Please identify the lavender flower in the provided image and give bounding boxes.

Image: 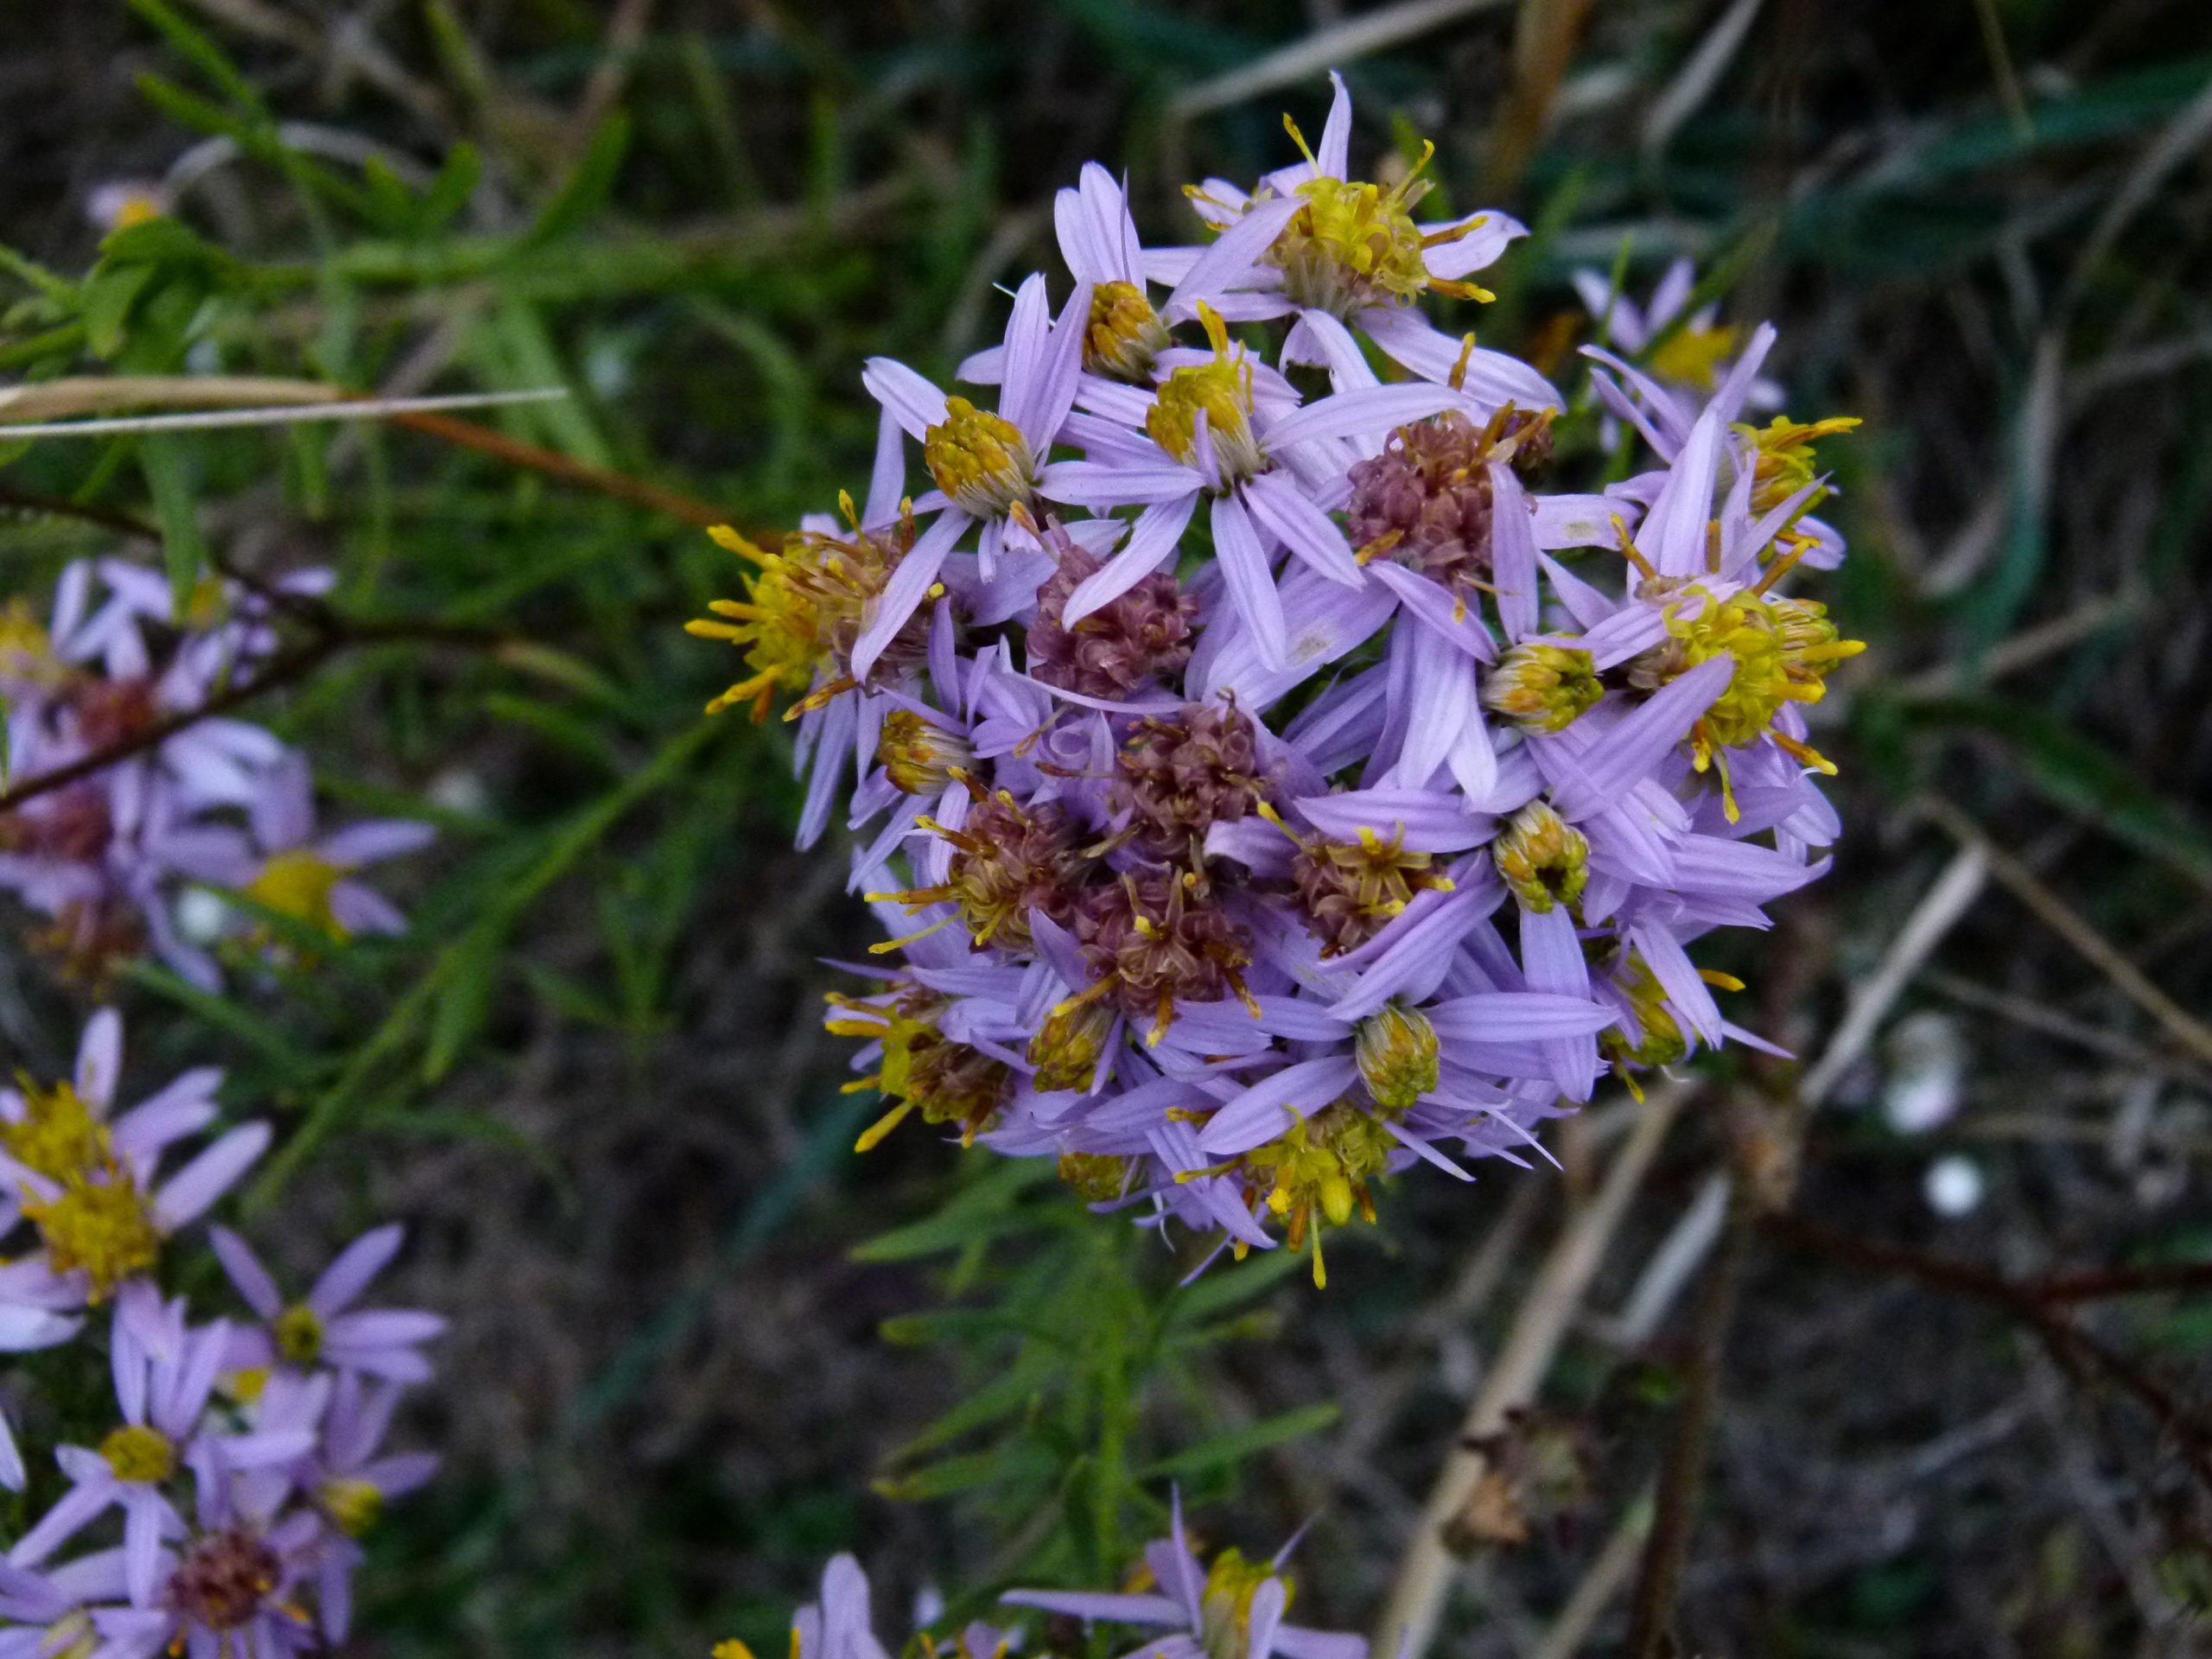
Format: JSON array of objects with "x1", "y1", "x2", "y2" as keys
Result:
[
  {"x1": 0, "y1": 558, "x2": 430, "y2": 987},
  {"x1": 0, "y1": 1009, "x2": 266, "y2": 1305},
  {"x1": 1006, "y1": 1502, "x2": 1363, "y2": 1659},
  {"x1": 10, "y1": 1286, "x2": 311, "y2": 1605},
  {"x1": 686, "y1": 72, "x2": 1864, "y2": 1279},
  {"x1": 211, "y1": 1223, "x2": 443, "y2": 1384}
]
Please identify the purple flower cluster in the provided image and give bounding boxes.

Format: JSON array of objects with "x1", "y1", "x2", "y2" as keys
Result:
[
  {"x1": 727, "y1": 1507, "x2": 1361, "y2": 1659},
  {"x1": 0, "y1": 1010, "x2": 440, "y2": 1655},
  {"x1": 689, "y1": 73, "x2": 1862, "y2": 1281},
  {"x1": 0, "y1": 557, "x2": 432, "y2": 991}
]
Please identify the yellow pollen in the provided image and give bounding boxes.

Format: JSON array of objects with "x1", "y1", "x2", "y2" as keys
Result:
[
  {"x1": 320, "y1": 1477, "x2": 384, "y2": 1538},
  {"x1": 275, "y1": 1302, "x2": 324, "y2": 1364},
  {"x1": 3, "y1": 1077, "x2": 113, "y2": 1184},
  {"x1": 244, "y1": 849, "x2": 346, "y2": 940},
  {"x1": 713, "y1": 1643, "x2": 760, "y2": 1659},
  {"x1": 923, "y1": 398, "x2": 1035, "y2": 518},
  {"x1": 27, "y1": 1172, "x2": 161, "y2": 1300},
  {"x1": 100, "y1": 1424, "x2": 176, "y2": 1484}
]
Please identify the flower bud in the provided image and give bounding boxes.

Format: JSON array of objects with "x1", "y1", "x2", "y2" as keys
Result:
[
  {"x1": 1027, "y1": 995, "x2": 1117, "y2": 1094},
  {"x1": 1494, "y1": 801, "x2": 1589, "y2": 914},
  {"x1": 876, "y1": 709, "x2": 974, "y2": 795},
  {"x1": 1356, "y1": 1004, "x2": 1440, "y2": 1115},
  {"x1": 1483, "y1": 644, "x2": 1603, "y2": 733}
]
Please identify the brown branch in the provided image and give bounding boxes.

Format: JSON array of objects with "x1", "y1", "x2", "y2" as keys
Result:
[
  {"x1": 0, "y1": 485, "x2": 160, "y2": 542},
  {"x1": 1766, "y1": 1212, "x2": 2212, "y2": 1491},
  {"x1": 1623, "y1": 1179, "x2": 1755, "y2": 1658},
  {"x1": 2031, "y1": 1261, "x2": 2212, "y2": 1304},
  {"x1": 381, "y1": 409, "x2": 734, "y2": 529},
  {"x1": 0, "y1": 617, "x2": 499, "y2": 816}
]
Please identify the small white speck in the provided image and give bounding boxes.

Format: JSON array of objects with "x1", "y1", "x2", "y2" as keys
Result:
[{"x1": 1924, "y1": 1154, "x2": 1984, "y2": 1217}]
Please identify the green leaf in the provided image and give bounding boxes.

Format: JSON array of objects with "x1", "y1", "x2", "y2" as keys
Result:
[
  {"x1": 137, "y1": 435, "x2": 206, "y2": 608},
  {"x1": 522, "y1": 117, "x2": 632, "y2": 250},
  {"x1": 852, "y1": 1207, "x2": 1057, "y2": 1265},
  {"x1": 1134, "y1": 1402, "x2": 1342, "y2": 1481},
  {"x1": 81, "y1": 264, "x2": 155, "y2": 358},
  {"x1": 419, "y1": 143, "x2": 482, "y2": 235},
  {"x1": 1165, "y1": 1246, "x2": 1305, "y2": 1325},
  {"x1": 122, "y1": 961, "x2": 320, "y2": 1077},
  {"x1": 871, "y1": 1442, "x2": 1057, "y2": 1503},
  {"x1": 125, "y1": 0, "x2": 267, "y2": 113},
  {"x1": 423, "y1": 915, "x2": 510, "y2": 1082},
  {"x1": 1911, "y1": 696, "x2": 2212, "y2": 895}
]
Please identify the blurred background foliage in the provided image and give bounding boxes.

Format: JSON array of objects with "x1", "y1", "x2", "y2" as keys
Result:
[{"x1": 2, "y1": 0, "x2": 2210, "y2": 1654}]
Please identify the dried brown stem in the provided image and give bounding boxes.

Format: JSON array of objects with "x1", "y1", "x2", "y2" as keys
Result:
[
  {"x1": 1622, "y1": 1179, "x2": 1755, "y2": 1657},
  {"x1": 1766, "y1": 1213, "x2": 2212, "y2": 1491}
]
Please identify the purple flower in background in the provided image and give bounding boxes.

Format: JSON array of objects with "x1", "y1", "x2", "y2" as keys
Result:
[
  {"x1": 0, "y1": 1551, "x2": 127, "y2": 1659},
  {"x1": 1006, "y1": 1500, "x2": 1363, "y2": 1659},
  {"x1": 211, "y1": 1223, "x2": 442, "y2": 1384},
  {"x1": 171, "y1": 753, "x2": 433, "y2": 949},
  {"x1": 9, "y1": 1286, "x2": 311, "y2": 1606},
  {"x1": 0, "y1": 1008, "x2": 266, "y2": 1306},
  {"x1": 87, "y1": 1471, "x2": 325, "y2": 1658}
]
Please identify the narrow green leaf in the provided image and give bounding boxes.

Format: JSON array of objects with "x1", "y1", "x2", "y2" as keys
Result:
[
  {"x1": 137, "y1": 434, "x2": 206, "y2": 609},
  {"x1": 1135, "y1": 1402, "x2": 1342, "y2": 1481},
  {"x1": 423, "y1": 916, "x2": 509, "y2": 1082},
  {"x1": 522, "y1": 117, "x2": 632, "y2": 249}
]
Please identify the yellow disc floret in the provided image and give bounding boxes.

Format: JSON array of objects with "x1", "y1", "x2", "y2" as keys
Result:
[
  {"x1": 1239, "y1": 1102, "x2": 1395, "y2": 1286},
  {"x1": 275, "y1": 1302, "x2": 324, "y2": 1365},
  {"x1": 1084, "y1": 281, "x2": 1171, "y2": 382},
  {"x1": 830, "y1": 986, "x2": 1014, "y2": 1152},
  {"x1": 876, "y1": 709, "x2": 975, "y2": 797},
  {"x1": 27, "y1": 1170, "x2": 162, "y2": 1300},
  {"x1": 1646, "y1": 322, "x2": 1738, "y2": 391},
  {"x1": 688, "y1": 509, "x2": 932, "y2": 721},
  {"x1": 1483, "y1": 643, "x2": 1603, "y2": 733},
  {"x1": 1243, "y1": 117, "x2": 1502, "y2": 317},
  {"x1": 1058, "y1": 1151, "x2": 1131, "y2": 1203},
  {"x1": 100, "y1": 1424, "x2": 177, "y2": 1484},
  {"x1": 3, "y1": 1077, "x2": 113, "y2": 1184},
  {"x1": 321, "y1": 1478, "x2": 384, "y2": 1538},
  {"x1": 1630, "y1": 582, "x2": 1863, "y2": 809},
  {"x1": 244, "y1": 849, "x2": 346, "y2": 940},
  {"x1": 1736, "y1": 414, "x2": 1861, "y2": 539},
  {"x1": 1198, "y1": 1549, "x2": 1293, "y2": 1659},
  {"x1": 1147, "y1": 306, "x2": 1264, "y2": 484},
  {"x1": 924, "y1": 398, "x2": 1036, "y2": 520}
]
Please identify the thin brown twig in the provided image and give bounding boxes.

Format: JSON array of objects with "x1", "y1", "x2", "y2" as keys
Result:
[
  {"x1": 1922, "y1": 795, "x2": 2212, "y2": 1071},
  {"x1": 0, "y1": 486, "x2": 160, "y2": 543},
  {"x1": 0, "y1": 617, "x2": 500, "y2": 816},
  {"x1": 2030, "y1": 1261, "x2": 2212, "y2": 1305},
  {"x1": 1375, "y1": 1083, "x2": 1693, "y2": 1659},
  {"x1": 1623, "y1": 1179, "x2": 1754, "y2": 1658},
  {"x1": 380, "y1": 408, "x2": 734, "y2": 529},
  {"x1": 1766, "y1": 1212, "x2": 2212, "y2": 1491}
]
